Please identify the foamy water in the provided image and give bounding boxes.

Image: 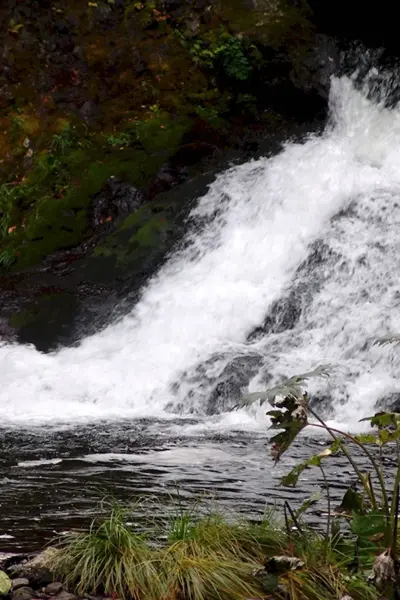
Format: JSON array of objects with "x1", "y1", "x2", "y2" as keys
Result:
[{"x1": 1, "y1": 75, "x2": 400, "y2": 430}]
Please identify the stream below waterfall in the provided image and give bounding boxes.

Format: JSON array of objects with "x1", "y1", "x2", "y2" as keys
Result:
[{"x1": 2, "y1": 70, "x2": 400, "y2": 550}]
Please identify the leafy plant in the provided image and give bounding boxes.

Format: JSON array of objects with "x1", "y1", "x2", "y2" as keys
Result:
[
  {"x1": 106, "y1": 131, "x2": 133, "y2": 148},
  {"x1": 0, "y1": 248, "x2": 16, "y2": 269},
  {"x1": 181, "y1": 28, "x2": 253, "y2": 82},
  {"x1": 239, "y1": 344, "x2": 400, "y2": 598},
  {"x1": 52, "y1": 127, "x2": 76, "y2": 155}
]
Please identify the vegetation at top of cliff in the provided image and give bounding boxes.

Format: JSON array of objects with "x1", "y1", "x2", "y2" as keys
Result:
[{"x1": 0, "y1": 0, "x2": 315, "y2": 271}]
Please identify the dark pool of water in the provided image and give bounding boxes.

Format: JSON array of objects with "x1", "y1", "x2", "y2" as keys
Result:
[{"x1": 0, "y1": 419, "x2": 391, "y2": 552}]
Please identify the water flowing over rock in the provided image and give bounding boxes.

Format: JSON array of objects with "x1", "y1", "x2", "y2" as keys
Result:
[{"x1": 1, "y1": 71, "x2": 400, "y2": 426}]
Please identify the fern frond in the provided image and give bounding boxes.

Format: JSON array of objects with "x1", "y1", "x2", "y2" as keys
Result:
[
  {"x1": 239, "y1": 364, "x2": 334, "y2": 408},
  {"x1": 374, "y1": 335, "x2": 400, "y2": 347}
]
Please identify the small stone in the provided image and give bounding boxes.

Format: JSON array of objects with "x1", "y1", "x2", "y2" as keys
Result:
[
  {"x1": 23, "y1": 138, "x2": 30, "y2": 149},
  {"x1": 264, "y1": 555, "x2": 304, "y2": 573},
  {"x1": 12, "y1": 579, "x2": 30, "y2": 591},
  {"x1": 53, "y1": 592, "x2": 77, "y2": 600},
  {"x1": 45, "y1": 583, "x2": 63, "y2": 596},
  {"x1": 12, "y1": 586, "x2": 34, "y2": 600}
]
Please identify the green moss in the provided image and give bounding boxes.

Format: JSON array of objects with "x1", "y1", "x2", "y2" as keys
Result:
[{"x1": 0, "y1": 0, "x2": 315, "y2": 271}]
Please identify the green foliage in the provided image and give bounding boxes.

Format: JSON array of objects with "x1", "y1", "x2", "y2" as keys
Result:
[
  {"x1": 51, "y1": 126, "x2": 77, "y2": 155},
  {"x1": 281, "y1": 448, "x2": 333, "y2": 487},
  {"x1": 135, "y1": 113, "x2": 189, "y2": 154},
  {"x1": 0, "y1": 183, "x2": 18, "y2": 241},
  {"x1": 195, "y1": 105, "x2": 226, "y2": 129},
  {"x1": 52, "y1": 501, "x2": 379, "y2": 600},
  {"x1": 50, "y1": 503, "x2": 160, "y2": 600},
  {"x1": 0, "y1": 248, "x2": 16, "y2": 269},
  {"x1": 180, "y1": 28, "x2": 254, "y2": 82},
  {"x1": 240, "y1": 364, "x2": 332, "y2": 407},
  {"x1": 239, "y1": 340, "x2": 400, "y2": 597},
  {"x1": 159, "y1": 540, "x2": 260, "y2": 600},
  {"x1": 218, "y1": 37, "x2": 252, "y2": 81},
  {"x1": 106, "y1": 132, "x2": 133, "y2": 147},
  {"x1": 160, "y1": 509, "x2": 262, "y2": 600}
]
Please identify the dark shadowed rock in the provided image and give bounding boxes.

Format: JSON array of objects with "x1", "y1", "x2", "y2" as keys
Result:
[
  {"x1": 248, "y1": 292, "x2": 302, "y2": 342},
  {"x1": 206, "y1": 353, "x2": 264, "y2": 413},
  {"x1": 2, "y1": 557, "x2": 28, "y2": 575},
  {"x1": 90, "y1": 177, "x2": 143, "y2": 230},
  {"x1": 12, "y1": 586, "x2": 34, "y2": 600},
  {"x1": 9, "y1": 568, "x2": 52, "y2": 589}
]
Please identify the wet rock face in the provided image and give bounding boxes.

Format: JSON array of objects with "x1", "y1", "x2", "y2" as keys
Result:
[
  {"x1": 376, "y1": 393, "x2": 400, "y2": 413},
  {"x1": 90, "y1": 178, "x2": 144, "y2": 230},
  {"x1": 0, "y1": 0, "x2": 347, "y2": 351},
  {"x1": 206, "y1": 354, "x2": 264, "y2": 414}
]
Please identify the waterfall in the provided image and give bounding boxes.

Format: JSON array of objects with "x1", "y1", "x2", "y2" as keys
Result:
[{"x1": 2, "y1": 75, "x2": 400, "y2": 429}]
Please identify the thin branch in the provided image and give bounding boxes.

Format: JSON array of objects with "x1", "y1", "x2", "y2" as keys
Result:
[{"x1": 319, "y1": 464, "x2": 331, "y2": 554}]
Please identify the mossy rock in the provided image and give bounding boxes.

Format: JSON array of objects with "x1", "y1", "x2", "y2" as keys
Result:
[
  {"x1": 0, "y1": 144, "x2": 186, "y2": 271},
  {"x1": 87, "y1": 201, "x2": 181, "y2": 282},
  {"x1": 10, "y1": 292, "x2": 78, "y2": 351},
  {"x1": 82, "y1": 169, "x2": 215, "y2": 287},
  {"x1": 0, "y1": 571, "x2": 11, "y2": 595}
]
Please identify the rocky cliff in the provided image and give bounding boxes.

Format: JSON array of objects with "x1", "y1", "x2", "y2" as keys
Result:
[{"x1": 0, "y1": 0, "x2": 340, "y2": 348}]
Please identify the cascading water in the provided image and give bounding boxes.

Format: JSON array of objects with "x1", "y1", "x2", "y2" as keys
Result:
[{"x1": 1, "y1": 74, "x2": 400, "y2": 429}]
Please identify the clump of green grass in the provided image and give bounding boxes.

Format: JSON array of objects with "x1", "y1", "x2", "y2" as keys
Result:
[
  {"x1": 49, "y1": 499, "x2": 381, "y2": 600},
  {"x1": 49, "y1": 502, "x2": 161, "y2": 600},
  {"x1": 158, "y1": 508, "x2": 263, "y2": 600}
]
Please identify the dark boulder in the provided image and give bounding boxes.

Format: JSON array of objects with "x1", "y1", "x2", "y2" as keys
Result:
[
  {"x1": 12, "y1": 587, "x2": 34, "y2": 600},
  {"x1": 9, "y1": 568, "x2": 52, "y2": 589}
]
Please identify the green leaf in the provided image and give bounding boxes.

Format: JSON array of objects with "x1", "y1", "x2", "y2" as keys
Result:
[
  {"x1": 268, "y1": 396, "x2": 308, "y2": 462},
  {"x1": 353, "y1": 433, "x2": 377, "y2": 444},
  {"x1": 374, "y1": 335, "x2": 400, "y2": 347},
  {"x1": 378, "y1": 428, "x2": 400, "y2": 445},
  {"x1": 294, "y1": 491, "x2": 321, "y2": 520},
  {"x1": 337, "y1": 486, "x2": 364, "y2": 515},
  {"x1": 372, "y1": 412, "x2": 400, "y2": 428},
  {"x1": 351, "y1": 511, "x2": 386, "y2": 538},
  {"x1": 280, "y1": 448, "x2": 333, "y2": 487},
  {"x1": 239, "y1": 364, "x2": 334, "y2": 408}
]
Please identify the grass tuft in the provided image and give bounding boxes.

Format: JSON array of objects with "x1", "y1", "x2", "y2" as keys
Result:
[
  {"x1": 49, "y1": 502, "x2": 161, "y2": 600},
  {"x1": 48, "y1": 500, "x2": 380, "y2": 600}
]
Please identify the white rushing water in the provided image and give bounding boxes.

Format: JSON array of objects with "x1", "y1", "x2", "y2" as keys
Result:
[{"x1": 2, "y1": 75, "x2": 400, "y2": 429}]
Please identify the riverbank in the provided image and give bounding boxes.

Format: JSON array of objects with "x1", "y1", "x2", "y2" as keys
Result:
[
  {"x1": 0, "y1": 502, "x2": 382, "y2": 600},
  {"x1": 0, "y1": 504, "x2": 380, "y2": 600}
]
